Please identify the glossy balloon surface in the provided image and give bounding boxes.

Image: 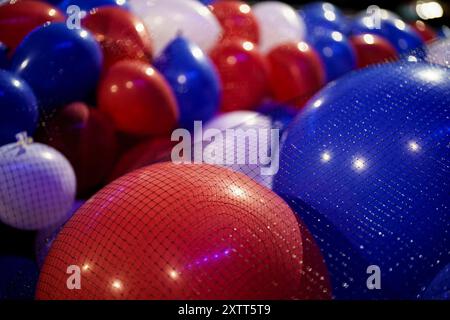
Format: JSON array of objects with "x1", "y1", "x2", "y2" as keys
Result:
[
  {"x1": 410, "y1": 20, "x2": 437, "y2": 43},
  {"x1": 299, "y1": 1, "x2": 349, "y2": 35},
  {"x1": 59, "y1": 0, "x2": 129, "y2": 12},
  {"x1": 82, "y1": 6, "x2": 153, "y2": 70},
  {"x1": 154, "y1": 36, "x2": 221, "y2": 130},
  {"x1": 98, "y1": 60, "x2": 178, "y2": 136},
  {"x1": 37, "y1": 163, "x2": 305, "y2": 299},
  {"x1": 10, "y1": 23, "x2": 102, "y2": 111},
  {"x1": 210, "y1": 40, "x2": 269, "y2": 112},
  {"x1": 349, "y1": 33, "x2": 397, "y2": 68},
  {"x1": 0, "y1": 70, "x2": 38, "y2": 146},
  {"x1": 0, "y1": 141, "x2": 76, "y2": 230},
  {"x1": 274, "y1": 62, "x2": 450, "y2": 299}
]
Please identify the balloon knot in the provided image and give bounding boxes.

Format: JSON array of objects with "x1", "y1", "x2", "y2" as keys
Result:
[{"x1": 15, "y1": 132, "x2": 33, "y2": 148}]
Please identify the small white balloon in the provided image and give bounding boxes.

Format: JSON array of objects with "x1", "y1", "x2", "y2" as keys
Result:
[
  {"x1": 426, "y1": 38, "x2": 450, "y2": 67},
  {"x1": 129, "y1": 0, "x2": 222, "y2": 56},
  {"x1": 0, "y1": 138, "x2": 76, "y2": 230},
  {"x1": 252, "y1": 1, "x2": 306, "y2": 53}
]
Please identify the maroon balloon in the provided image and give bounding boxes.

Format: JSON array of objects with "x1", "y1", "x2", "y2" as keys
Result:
[
  {"x1": 0, "y1": 0, "x2": 65, "y2": 52},
  {"x1": 37, "y1": 102, "x2": 118, "y2": 197},
  {"x1": 349, "y1": 34, "x2": 398, "y2": 69},
  {"x1": 410, "y1": 20, "x2": 437, "y2": 43}
]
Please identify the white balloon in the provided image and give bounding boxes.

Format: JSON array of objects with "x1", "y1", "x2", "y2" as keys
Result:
[
  {"x1": 129, "y1": 0, "x2": 222, "y2": 56},
  {"x1": 252, "y1": 1, "x2": 306, "y2": 53},
  {"x1": 0, "y1": 141, "x2": 76, "y2": 230},
  {"x1": 426, "y1": 38, "x2": 450, "y2": 67}
]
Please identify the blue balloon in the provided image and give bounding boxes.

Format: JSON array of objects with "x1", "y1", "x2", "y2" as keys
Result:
[
  {"x1": 154, "y1": 36, "x2": 221, "y2": 130},
  {"x1": 0, "y1": 70, "x2": 38, "y2": 146},
  {"x1": 307, "y1": 30, "x2": 356, "y2": 82},
  {"x1": 273, "y1": 62, "x2": 450, "y2": 299},
  {"x1": 10, "y1": 23, "x2": 102, "y2": 112},
  {"x1": 352, "y1": 15, "x2": 424, "y2": 55},
  {"x1": 0, "y1": 256, "x2": 39, "y2": 300},
  {"x1": 59, "y1": 0, "x2": 128, "y2": 12},
  {"x1": 422, "y1": 264, "x2": 450, "y2": 300},
  {"x1": 0, "y1": 42, "x2": 7, "y2": 69},
  {"x1": 257, "y1": 102, "x2": 297, "y2": 136},
  {"x1": 299, "y1": 2, "x2": 350, "y2": 35}
]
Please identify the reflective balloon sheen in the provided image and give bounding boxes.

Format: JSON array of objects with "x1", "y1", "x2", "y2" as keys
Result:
[
  {"x1": 0, "y1": 256, "x2": 39, "y2": 300},
  {"x1": 98, "y1": 60, "x2": 178, "y2": 136},
  {"x1": 308, "y1": 30, "x2": 356, "y2": 82},
  {"x1": 426, "y1": 38, "x2": 450, "y2": 67},
  {"x1": 0, "y1": 70, "x2": 38, "y2": 146},
  {"x1": 0, "y1": 141, "x2": 76, "y2": 230},
  {"x1": 154, "y1": 37, "x2": 221, "y2": 130},
  {"x1": 349, "y1": 34, "x2": 397, "y2": 68},
  {"x1": 10, "y1": 23, "x2": 102, "y2": 112},
  {"x1": 252, "y1": 1, "x2": 306, "y2": 53},
  {"x1": 210, "y1": 1, "x2": 259, "y2": 44},
  {"x1": 351, "y1": 15, "x2": 424, "y2": 55},
  {"x1": 37, "y1": 102, "x2": 118, "y2": 197},
  {"x1": 210, "y1": 40, "x2": 269, "y2": 112},
  {"x1": 273, "y1": 62, "x2": 450, "y2": 299},
  {"x1": 59, "y1": 0, "x2": 129, "y2": 12},
  {"x1": 81, "y1": 6, "x2": 153, "y2": 70},
  {"x1": 299, "y1": 1, "x2": 349, "y2": 36},
  {"x1": 0, "y1": 0, "x2": 65, "y2": 52},
  {"x1": 410, "y1": 20, "x2": 437, "y2": 43},
  {"x1": 37, "y1": 163, "x2": 305, "y2": 299},
  {"x1": 422, "y1": 264, "x2": 450, "y2": 300},
  {"x1": 267, "y1": 42, "x2": 325, "y2": 108},
  {"x1": 129, "y1": 0, "x2": 221, "y2": 56}
]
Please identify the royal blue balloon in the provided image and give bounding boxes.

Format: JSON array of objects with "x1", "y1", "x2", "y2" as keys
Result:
[
  {"x1": 0, "y1": 42, "x2": 7, "y2": 69},
  {"x1": 0, "y1": 256, "x2": 39, "y2": 300},
  {"x1": 0, "y1": 70, "x2": 38, "y2": 146},
  {"x1": 59, "y1": 0, "x2": 128, "y2": 12},
  {"x1": 154, "y1": 36, "x2": 221, "y2": 130},
  {"x1": 299, "y1": 2, "x2": 350, "y2": 36},
  {"x1": 257, "y1": 102, "x2": 297, "y2": 136},
  {"x1": 273, "y1": 62, "x2": 450, "y2": 299},
  {"x1": 422, "y1": 264, "x2": 450, "y2": 300},
  {"x1": 307, "y1": 30, "x2": 356, "y2": 82},
  {"x1": 10, "y1": 23, "x2": 102, "y2": 112},
  {"x1": 352, "y1": 15, "x2": 424, "y2": 55}
]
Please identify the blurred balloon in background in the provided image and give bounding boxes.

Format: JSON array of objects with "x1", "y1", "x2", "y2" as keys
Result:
[
  {"x1": 155, "y1": 36, "x2": 221, "y2": 130},
  {"x1": 0, "y1": 137, "x2": 76, "y2": 230},
  {"x1": 349, "y1": 33, "x2": 397, "y2": 68},
  {"x1": 307, "y1": 29, "x2": 356, "y2": 82},
  {"x1": 0, "y1": 70, "x2": 38, "y2": 146},
  {"x1": 82, "y1": 6, "x2": 153, "y2": 70},
  {"x1": 98, "y1": 60, "x2": 178, "y2": 136},
  {"x1": 422, "y1": 264, "x2": 450, "y2": 300},
  {"x1": 10, "y1": 23, "x2": 102, "y2": 112},
  {"x1": 0, "y1": 0, "x2": 65, "y2": 53},
  {"x1": 410, "y1": 20, "x2": 437, "y2": 43},
  {"x1": 210, "y1": 39, "x2": 269, "y2": 112},
  {"x1": 129, "y1": 0, "x2": 222, "y2": 56},
  {"x1": 274, "y1": 62, "x2": 450, "y2": 299},
  {"x1": 256, "y1": 102, "x2": 297, "y2": 136},
  {"x1": 267, "y1": 42, "x2": 325, "y2": 108},
  {"x1": 252, "y1": 1, "x2": 306, "y2": 53},
  {"x1": 0, "y1": 256, "x2": 39, "y2": 300},
  {"x1": 0, "y1": 42, "x2": 7, "y2": 68},
  {"x1": 426, "y1": 38, "x2": 450, "y2": 67},
  {"x1": 210, "y1": 1, "x2": 259, "y2": 45},
  {"x1": 36, "y1": 102, "x2": 118, "y2": 197},
  {"x1": 299, "y1": 1, "x2": 350, "y2": 36},
  {"x1": 59, "y1": 0, "x2": 129, "y2": 12}
]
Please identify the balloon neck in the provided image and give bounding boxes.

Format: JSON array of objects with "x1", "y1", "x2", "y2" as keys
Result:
[{"x1": 15, "y1": 132, "x2": 33, "y2": 149}]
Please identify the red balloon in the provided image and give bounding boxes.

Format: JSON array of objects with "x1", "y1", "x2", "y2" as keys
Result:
[
  {"x1": 109, "y1": 135, "x2": 175, "y2": 181},
  {"x1": 349, "y1": 34, "x2": 398, "y2": 69},
  {"x1": 37, "y1": 163, "x2": 306, "y2": 299},
  {"x1": 210, "y1": 1, "x2": 259, "y2": 44},
  {"x1": 410, "y1": 20, "x2": 437, "y2": 43},
  {"x1": 0, "y1": 0, "x2": 65, "y2": 52},
  {"x1": 210, "y1": 39, "x2": 269, "y2": 112},
  {"x1": 98, "y1": 60, "x2": 179, "y2": 136},
  {"x1": 267, "y1": 42, "x2": 325, "y2": 108},
  {"x1": 37, "y1": 102, "x2": 118, "y2": 197},
  {"x1": 82, "y1": 6, "x2": 153, "y2": 70}
]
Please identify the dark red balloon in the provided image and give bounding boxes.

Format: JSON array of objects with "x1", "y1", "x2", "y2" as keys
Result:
[
  {"x1": 349, "y1": 34, "x2": 398, "y2": 69},
  {"x1": 98, "y1": 60, "x2": 178, "y2": 136},
  {"x1": 82, "y1": 6, "x2": 153, "y2": 70},
  {"x1": 267, "y1": 42, "x2": 325, "y2": 108},
  {"x1": 109, "y1": 135, "x2": 175, "y2": 181},
  {"x1": 37, "y1": 163, "x2": 306, "y2": 299},
  {"x1": 0, "y1": 0, "x2": 65, "y2": 52},
  {"x1": 210, "y1": 39, "x2": 269, "y2": 112},
  {"x1": 37, "y1": 102, "x2": 118, "y2": 197},
  {"x1": 210, "y1": 1, "x2": 259, "y2": 44},
  {"x1": 410, "y1": 20, "x2": 437, "y2": 43}
]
